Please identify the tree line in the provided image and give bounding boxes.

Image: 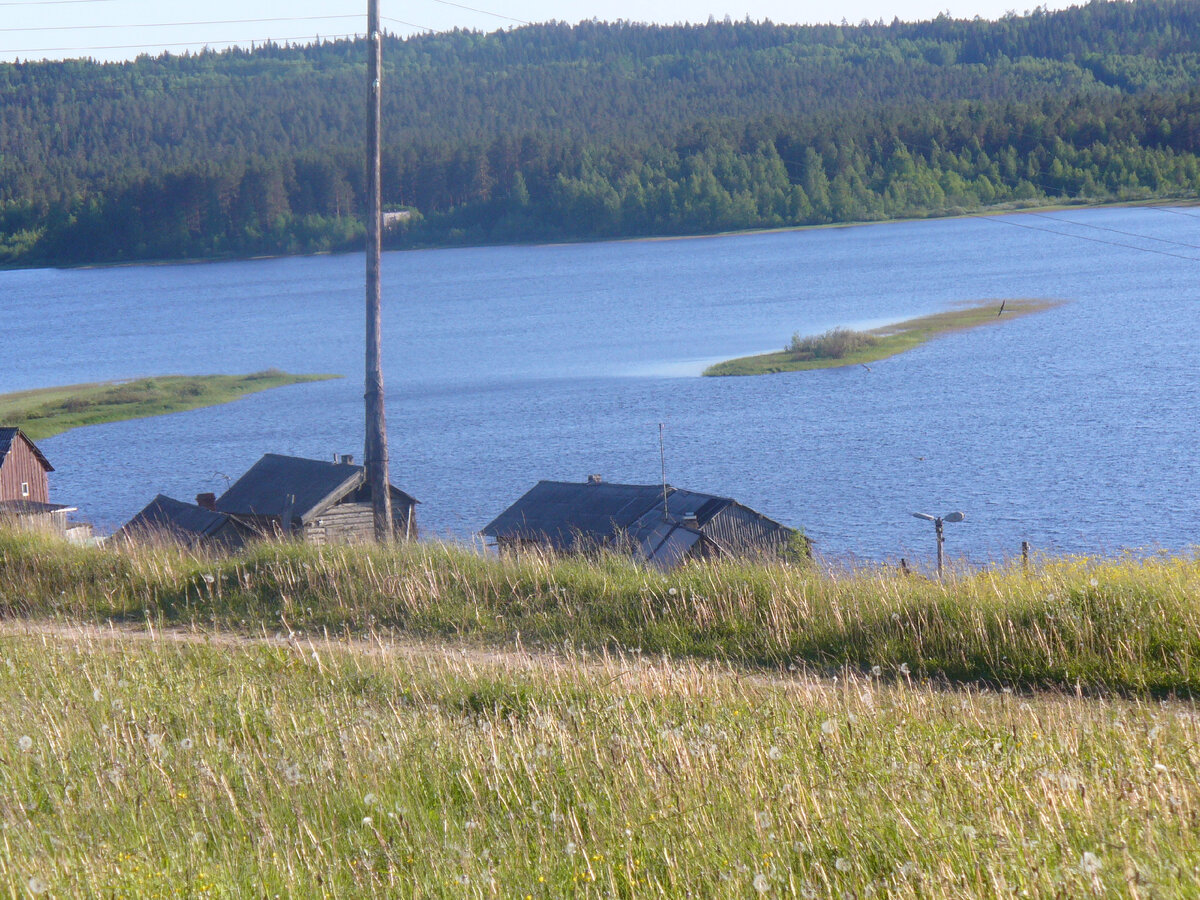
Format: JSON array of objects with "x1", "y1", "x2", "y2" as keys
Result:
[{"x1": 4, "y1": 1, "x2": 1200, "y2": 266}]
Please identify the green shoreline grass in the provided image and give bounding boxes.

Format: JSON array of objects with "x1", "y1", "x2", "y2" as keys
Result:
[
  {"x1": 704, "y1": 299, "x2": 1063, "y2": 376},
  {"x1": 4, "y1": 529, "x2": 1200, "y2": 697},
  {"x1": 0, "y1": 371, "x2": 341, "y2": 440}
]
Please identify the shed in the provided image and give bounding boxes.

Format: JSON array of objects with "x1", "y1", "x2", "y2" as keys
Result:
[
  {"x1": 0, "y1": 427, "x2": 53, "y2": 505},
  {"x1": 481, "y1": 476, "x2": 804, "y2": 569},
  {"x1": 214, "y1": 453, "x2": 418, "y2": 544},
  {"x1": 116, "y1": 494, "x2": 246, "y2": 548}
]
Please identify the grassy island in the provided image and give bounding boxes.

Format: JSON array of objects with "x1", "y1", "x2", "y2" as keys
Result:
[
  {"x1": 703, "y1": 299, "x2": 1063, "y2": 376},
  {"x1": 0, "y1": 371, "x2": 340, "y2": 440}
]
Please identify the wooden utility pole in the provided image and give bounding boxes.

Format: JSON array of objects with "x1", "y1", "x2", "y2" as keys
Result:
[{"x1": 364, "y1": 0, "x2": 393, "y2": 541}]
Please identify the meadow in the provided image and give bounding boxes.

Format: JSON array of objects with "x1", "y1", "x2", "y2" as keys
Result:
[
  {"x1": 1, "y1": 625, "x2": 1197, "y2": 897},
  {"x1": 2, "y1": 531, "x2": 1199, "y2": 897}
]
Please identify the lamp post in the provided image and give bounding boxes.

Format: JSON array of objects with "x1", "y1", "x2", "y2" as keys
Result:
[{"x1": 912, "y1": 511, "x2": 965, "y2": 578}]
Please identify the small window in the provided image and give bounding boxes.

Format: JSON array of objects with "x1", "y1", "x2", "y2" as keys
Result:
[{"x1": 20, "y1": 482, "x2": 29, "y2": 497}]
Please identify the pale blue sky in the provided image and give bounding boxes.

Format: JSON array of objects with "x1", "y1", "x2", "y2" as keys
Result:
[{"x1": 1, "y1": 0, "x2": 1081, "y2": 63}]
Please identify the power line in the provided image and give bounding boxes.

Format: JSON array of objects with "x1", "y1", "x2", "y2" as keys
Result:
[
  {"x1": 1, "y1": 32, "x2": 360, "y2": 53},
  {"x1": 0, "y1": 14, "x2": 363, "y2": 33},
  {"x1": 380, "y1": 16, "x2": 435, "y2": 32},
  {"x1": 976, "y1": 213, "x2": 1200, "y2": 263},
  {"x1": 418, "y1": 0, "x2": 529, "y2": 25},
  {"x1": 0, "y1": 0, "x2": 117, "y2": 5},
  {"x1": 1019, "y1": 209, "x2": 1200, "y2": 252}
]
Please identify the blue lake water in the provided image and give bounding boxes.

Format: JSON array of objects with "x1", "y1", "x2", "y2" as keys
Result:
[{"x1": 3, "y1": 207, "x2": 1199, "y2": 565}]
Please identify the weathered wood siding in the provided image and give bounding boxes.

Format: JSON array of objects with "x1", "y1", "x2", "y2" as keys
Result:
[
  {"x1": 0, "y1": 436, "x2": 49, "y2": 504},
  {"x1": 703, "y1": 504, "x2": 793, "y2": 557},
  {"x1": 302, "y1": 498, "x2": 418, "y2": 545}
]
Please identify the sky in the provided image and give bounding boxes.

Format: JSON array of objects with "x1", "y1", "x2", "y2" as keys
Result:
[{"x1": 0, "y1": 0, "x2": 1085, "y2": 64}]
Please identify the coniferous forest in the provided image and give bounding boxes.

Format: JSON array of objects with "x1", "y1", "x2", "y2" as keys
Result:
[{"x1": 4, "y1": 0, "x2": 1200, "y2": 266}]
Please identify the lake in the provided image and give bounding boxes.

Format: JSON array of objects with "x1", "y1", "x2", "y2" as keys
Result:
[{"x1": 3, "y1": 206, "x2": 1199, "y2": 566}]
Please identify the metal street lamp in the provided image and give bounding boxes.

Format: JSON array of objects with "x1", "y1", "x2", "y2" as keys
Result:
[{"x1": 912, "y1": 511, "x2": 965, "y2": 578}]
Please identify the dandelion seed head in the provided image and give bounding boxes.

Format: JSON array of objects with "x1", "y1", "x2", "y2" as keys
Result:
[
  {"x1": 282, "y1": 764, "x2": 302, "y2": 785},
  {"x1": 1149, "y1": 725, "x2": 1162, "y2": 741},
  {"x1": 191, "y1": 831, "x2": 206, "y2": 846},
  {"x1": 668, "y1": 587, "x2": 678, "y2": 596},
  {"x1": 92, "y1": 688, "x2": 102, "y2": 702},
  {"x1": 755, "y1": 811, "x2": 772, "y2": 829},
  {"x1": 899, "y1": 663, "x2": 911, "y2": 676},
  {"x1": 361, "y1": 816, "x2": 373, "y2": 827},
  {"x1": 821, "y1": 720, "x2": 836, "y2": 735},
  {"x1": 753, "y1": 872, "x2": 770, "y2": 893},
  {"x1": 835, "y1": 857, "x2": 852, "y2": 872},
  {"x1": 891, "y1": 612, "x2": 901, "y2": 622},
  {"x1": 962, "y1": 825, "x2": 977, "y2": 840},
  {"x1": 147, "y1": 733, "x2": 164, "y2": 751},
  {"x1": 871, "y1": 665, "x2": 882, "y2": 677},
  {"x1": 566, "y1": 841, "x2": 577, "y2": 855},
  {"x1": 767, "y1": 746, "x2": 783, "y2": 761},
  {"x1": 26, "y1": 876, "x2": 48, "y2": 895},
  {"x1": 178, "y1": 738, "x2": 194, "y2": 751},
  {"x1": 17, "y1": 736, "x2": 32, "y2": 752},
  {"x1": 363, "y1": 792, "x2": 378, "y2": 806},
  {"x1": 1154, "y1": 762, "x2": 1169, "y2": 775},
  {"x1": 1089, "y1": 578, "x2": 1099, "y2": 587},
  {"x1": 456, "y1": 874, "x2": 469, "y2": 886},
  {"x1": 1079, "y1": 851, "x2": 1102, "y2": 875}
]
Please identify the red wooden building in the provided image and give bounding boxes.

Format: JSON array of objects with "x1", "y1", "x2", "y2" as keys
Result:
[{"x1": 0, "y1": 427, "x2": 52, "y2": 504}]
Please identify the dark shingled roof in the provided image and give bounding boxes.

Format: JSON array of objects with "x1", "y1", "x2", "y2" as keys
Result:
[
  {"x1": 481, "y1": 481, "x2": 731, "y2": 553},
  {"x1": 120, "y1": 494, "x2": 232, "y2": 540},
  {"x1": 215, "y1": 453, "x2": 417, "y2": 525},
  {"x1": 0, "y1": 427, "x2": 53, "y2": 472}
]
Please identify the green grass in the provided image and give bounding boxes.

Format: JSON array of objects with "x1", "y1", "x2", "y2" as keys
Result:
[
  {"x1": 703, "y1": 300, "x2": 1063, "y2": 376},
  {"x1": 0, "y1": 626, "x2": 1197, "y2": 897},
  {"x1": 0, "y1": 371, "x2": 341, "y2": 440},
  {"x1": 4, "y1": 530, "x2": 1200, "y2": 696}
]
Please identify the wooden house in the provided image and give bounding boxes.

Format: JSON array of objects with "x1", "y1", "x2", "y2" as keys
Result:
[
  {"x1": 214, "y1": 453, "x2": 418, "y2": 544},
  {"x1": 481, "y1": 475, "x2": 804, "y2": 569},
  {"x1": 0, "y1": 427, "x2": 86, "y2": 538},
  {"x1": 0, "y1": 427, "x2": 52, "y2": 505},
  {"x1": 116, "y1": 494, "x2": 247, "y2": 548}
]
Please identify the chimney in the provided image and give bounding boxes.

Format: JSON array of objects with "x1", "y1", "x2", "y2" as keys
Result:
[
  {"x1": 587, "y1": 474, "x2": 602, "y2": 484},
  {"x1": 340, "y1": 454, "x2": 354, "y2": 466},
  {"x1": 196, "y1": 493, "x2": 217, "y2": 511}
]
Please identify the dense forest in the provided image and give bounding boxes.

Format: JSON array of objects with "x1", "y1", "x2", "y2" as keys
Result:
[{"x1": 4, "y1": 0, "x2": 1200, "y2": 266}]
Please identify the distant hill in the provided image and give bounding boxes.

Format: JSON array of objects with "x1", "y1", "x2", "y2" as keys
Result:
[{"x1": 4, "y1": 0, "x2": 1200, "y2": 266}]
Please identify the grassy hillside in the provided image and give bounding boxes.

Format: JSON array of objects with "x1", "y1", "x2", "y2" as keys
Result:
[
  {"x1": 3, "y1": 530, "x2": 1200, "y2": 696},
  {"x1": 0, "y1": 371, "x2": 339, "y2": 440},
  {"x1": 0, "y1": 627, "x2": 1197, "y2": 896}
]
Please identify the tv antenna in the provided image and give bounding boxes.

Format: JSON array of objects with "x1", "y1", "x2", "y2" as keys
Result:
[{"x1": 659, "y1": 422, "x2": 669, "y2": 521}]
